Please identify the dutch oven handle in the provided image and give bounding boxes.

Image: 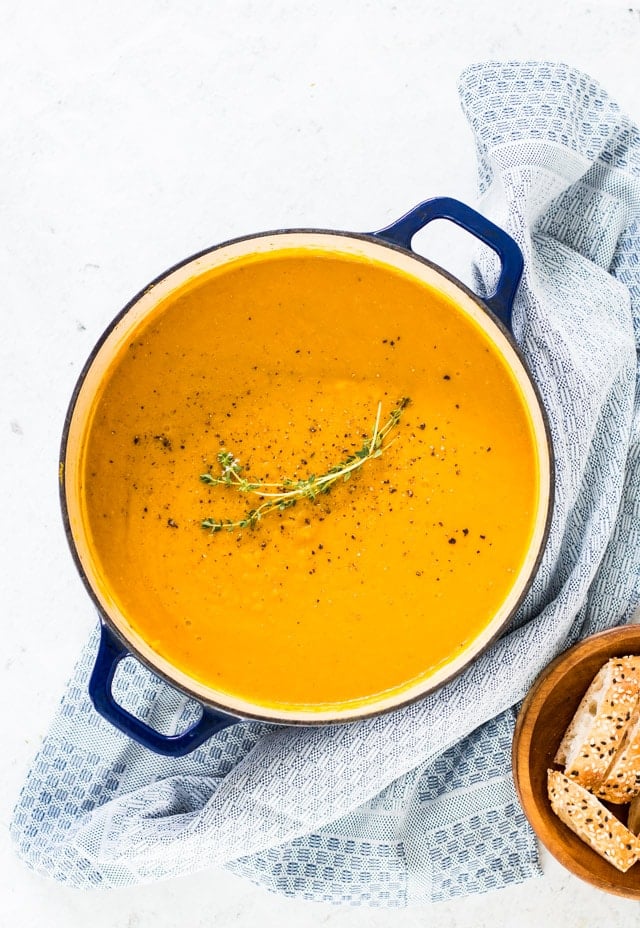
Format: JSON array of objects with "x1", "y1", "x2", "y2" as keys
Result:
[
  {"x1": 89, "y1": 622, "x2": 239, "y2": 756},
  {"x1": 371, "y1": 196, "x2": 524, "y2": 331}
]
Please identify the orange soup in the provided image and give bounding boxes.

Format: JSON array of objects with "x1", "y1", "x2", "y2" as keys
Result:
[{"x1": 78, "y1": 249, "x2": 540, "y2": 712}]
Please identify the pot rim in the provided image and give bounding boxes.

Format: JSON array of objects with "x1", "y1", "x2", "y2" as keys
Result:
[{"x1": 60, "y1": 226, "x2": 555, "y2": 726}]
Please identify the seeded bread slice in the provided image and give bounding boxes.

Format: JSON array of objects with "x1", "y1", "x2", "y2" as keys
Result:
[
  {"x1": 547, "y1": 769, "x2": 640, "y2": 873},
  {"x1": 597, "y1": 706, "x2": 640, "y2": 803},
  {"x1": 554, "y1": 656, "x2": 640, "y2": 791}
]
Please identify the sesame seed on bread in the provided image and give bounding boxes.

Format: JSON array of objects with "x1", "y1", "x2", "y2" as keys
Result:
[{"x1": 547, "y1": 769, "x2": 640, "y2": 873}]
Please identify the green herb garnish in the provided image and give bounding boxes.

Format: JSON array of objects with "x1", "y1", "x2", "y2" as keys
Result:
[{"x1": 200, "y1": 396, "x2": 410, "y2": 534}]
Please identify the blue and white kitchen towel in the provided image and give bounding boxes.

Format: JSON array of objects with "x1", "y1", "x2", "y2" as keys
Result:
[{"x1": 11, "y1": 62, "x2": 640, "y2": 906}]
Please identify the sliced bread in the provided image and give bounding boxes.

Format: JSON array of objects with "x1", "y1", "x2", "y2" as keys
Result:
[
  {"x1": 554, "y1": 655, "x2": 640, "y2": 791},
  {"x1": 547, "y1": 769, "x2": 640, "y2": 873},
  {"x1": 597, "y1": 705, "x2": 640, "y2": 803}
]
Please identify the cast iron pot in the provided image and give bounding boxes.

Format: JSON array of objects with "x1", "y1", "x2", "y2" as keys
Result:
[{"x1": 60, "y1": 197, "x2": 554, "y2": 756}]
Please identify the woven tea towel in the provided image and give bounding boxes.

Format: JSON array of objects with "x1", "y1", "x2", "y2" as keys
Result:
[{"x1": 11, "y1": 61, "x2": 640, "y2": 906}]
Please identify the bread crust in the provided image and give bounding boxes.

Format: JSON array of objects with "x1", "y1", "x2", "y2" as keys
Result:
[
  {"x1": 554, "y1": 656, "x2": 640, "y2": 791},
  {"x1": 547, "y1": 769, "x2": 640, "y2": 873}
]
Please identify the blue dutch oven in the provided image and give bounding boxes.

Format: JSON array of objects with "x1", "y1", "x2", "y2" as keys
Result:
[{"x1": 60, "y1": 197, "x2": 553, "y2": 756}]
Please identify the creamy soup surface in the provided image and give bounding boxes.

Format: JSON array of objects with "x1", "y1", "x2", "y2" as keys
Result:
[{"x1": 80, "y1": 249, "x2": 540, "y2": 711}]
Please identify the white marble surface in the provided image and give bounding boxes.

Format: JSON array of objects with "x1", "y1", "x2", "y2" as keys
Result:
[{"x1": 2, "y1": 1, "x2": 639, "y2": 924}]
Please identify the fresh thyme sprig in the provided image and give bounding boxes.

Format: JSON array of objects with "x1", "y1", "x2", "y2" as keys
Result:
[{"x1": 200, "y1": 396, "x2": 410, "y2": 533}]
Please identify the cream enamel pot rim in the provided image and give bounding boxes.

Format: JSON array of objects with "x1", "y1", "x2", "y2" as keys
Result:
[{"x1": 60, "y1": 196, "x2": 554, "y2": 756}]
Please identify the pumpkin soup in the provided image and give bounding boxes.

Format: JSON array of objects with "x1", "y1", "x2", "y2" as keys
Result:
[{"x1": 78, "y1": 248, "x2": 541, "y2": 712}]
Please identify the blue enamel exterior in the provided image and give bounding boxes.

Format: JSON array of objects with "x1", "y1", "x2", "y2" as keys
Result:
[
  {"x1": 372, "y1": 196, "x2": 524, "y2": 331},
  {"x1": 89, "y1": 623, "x2": 238, "y2": 756}
]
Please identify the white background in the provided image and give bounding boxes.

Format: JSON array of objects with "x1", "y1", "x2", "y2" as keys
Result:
[{"x1": 1, "y1": 1, "x2": 639, "y2": 925}]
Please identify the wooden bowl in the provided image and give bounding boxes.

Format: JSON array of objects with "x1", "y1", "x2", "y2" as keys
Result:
[{"x1": 513, "y1": 624, "x2": 640, "y2": 898}]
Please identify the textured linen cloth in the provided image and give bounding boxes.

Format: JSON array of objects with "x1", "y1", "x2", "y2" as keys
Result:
[{"x1": 11, "y1": 61, "x2": 640, "y2": 906}]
